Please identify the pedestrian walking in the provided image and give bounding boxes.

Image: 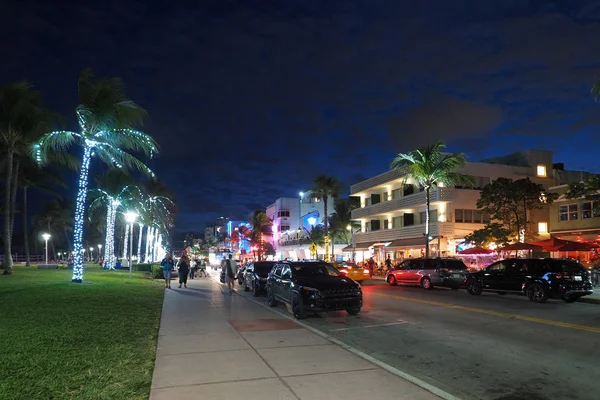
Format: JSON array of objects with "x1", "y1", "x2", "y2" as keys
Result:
[
  {"x1": 160, "y1": 252, "x2": 175, "y2": 289},
  {"x1": 178, "y1": 252, "x2": 190, "y2": 288},
  {"x1": 224, "y1": 254, "x2": 237, "y2": 294}
]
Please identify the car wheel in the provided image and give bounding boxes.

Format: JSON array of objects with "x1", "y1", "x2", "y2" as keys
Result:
[
  {"x1": 563, "y1": 294, "x2": 581, "y2": 303},
  {"x1": 421, "y1": 277, "x2": 433, "y2": 290},
  {"x1": 387, "y1": 275, "x2": 397, "y2": 286},
  {"x1": 291, "y1": 295, "x2": 307, "y2": 319},
  {"x1": 526, "y1": 283, "x2": 549, "y2": 303},
  {"x1": 267, "y1": 289, "x2": 278, "y2": 307},
  {"x1": 466, "y1": 279, "x2": 482, "y2": 295},
  {"x1": 346, "y1": 307, "x2": 361, "y2": 316}
]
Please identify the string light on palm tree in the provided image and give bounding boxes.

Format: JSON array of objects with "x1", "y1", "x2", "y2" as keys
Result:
[{"x1": 124, "y1": 211, "x2": 138, "y2": 278}]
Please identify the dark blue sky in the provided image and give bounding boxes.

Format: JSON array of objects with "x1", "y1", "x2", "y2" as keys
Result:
[{"x1": 2, "y1": 0, "x2": 600, "y2": 233}]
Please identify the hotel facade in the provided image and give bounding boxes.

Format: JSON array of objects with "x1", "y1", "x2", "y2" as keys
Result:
[{"x1": 348, "y1": 149, "x2": 592, "y2": 262}]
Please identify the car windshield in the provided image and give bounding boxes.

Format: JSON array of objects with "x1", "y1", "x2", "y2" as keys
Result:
[
  {"x1": 292, "y1": 263, "x2": 342, "y2": 277},
  {"x1": 254, "y1": 263, "x2": 275, "y2": 276}
]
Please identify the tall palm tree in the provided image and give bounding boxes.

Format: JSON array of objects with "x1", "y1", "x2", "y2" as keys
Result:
[
  {"x1": 249, "y1": 210, "x2": 272, "y2": 261},
  {"x1": 310, "y1": 175, "x2": 343, "y2": 260},
  {"x1": 0, "y1": 82, "x2": 57, "y2": 273},
  {"x1": 390, "y1": 141, "x2": 473, "y2": 258},
  {"x1": 34, "y1": 69, "x2": 158, "y2": 282}
]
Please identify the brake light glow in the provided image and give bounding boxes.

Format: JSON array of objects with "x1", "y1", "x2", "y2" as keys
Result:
[
  {"x1": 363, "y1": 269, "x2": 370, "y2": 274},
  {"x1": 340, "y1": 269, "x2": 348, "y2": 275}
]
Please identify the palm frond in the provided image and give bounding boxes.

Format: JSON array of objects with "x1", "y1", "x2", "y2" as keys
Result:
[
  {"x1": 99, "y1": 128, "x2": 159, "y2": 157},
  {"x1": 593, "y1": 78, "x2": 600, "y2": 101},
  {"x1": 32, "y1": 130, "x2": 78, "y2": 165},
  {"x1": 94, "y1": 145, "x2": 155, "y2": 177}
]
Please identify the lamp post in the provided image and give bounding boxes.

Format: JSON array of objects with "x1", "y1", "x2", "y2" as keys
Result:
[
  {"x1": 299, "y1": 191, "x2": 304, "y2": 234},
  {"x1": 124, "y1": 211, "x2": 139, "y2": 278},
  {"x1": 347, "y1": 225, "x2": 355, "y2": 262},
  {"x1": 89, "y1": 247, "x2": 94, "y2": 262},
  {"x1": 57, "y1": 252, "x2": 62, "y2": 262},
  {"x1": 42, "y1": 233, "x2": 51, "y2": 265}
]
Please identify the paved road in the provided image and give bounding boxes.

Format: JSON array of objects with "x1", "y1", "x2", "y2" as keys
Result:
[{"x1": 245, "y1": 279, "x2": 600, "y2": 400}]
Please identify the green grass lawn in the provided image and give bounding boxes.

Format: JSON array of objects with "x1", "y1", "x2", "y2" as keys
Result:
[{"x1": 0, "y1": 265, "x2": 165, "y2": 400}]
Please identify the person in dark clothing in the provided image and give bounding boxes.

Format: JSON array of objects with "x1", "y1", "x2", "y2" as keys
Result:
[
  {"x1": 177, "y1": 252, "x2": 190, "y2": 288},
  {"x1": 385, "y1": 255, "x2": 392, "y2": 271}
]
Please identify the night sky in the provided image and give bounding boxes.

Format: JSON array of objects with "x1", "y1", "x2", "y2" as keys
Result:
[{"x1": 2, "y1": 0, "x2": 600, "y2": 233}]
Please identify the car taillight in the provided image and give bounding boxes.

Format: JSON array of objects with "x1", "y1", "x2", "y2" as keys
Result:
[{"x1": 363, "y1": 269, "x2": 370, "y2": 274}]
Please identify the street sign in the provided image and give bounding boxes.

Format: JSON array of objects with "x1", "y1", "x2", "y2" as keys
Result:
[{"x1": 309, "y1": 243, "x2": 317, "y2": 253}]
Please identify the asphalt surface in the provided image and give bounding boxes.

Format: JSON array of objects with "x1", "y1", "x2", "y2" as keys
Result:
[{"x1": 242, "y1": 278, "x2": 600, "y2": 400}]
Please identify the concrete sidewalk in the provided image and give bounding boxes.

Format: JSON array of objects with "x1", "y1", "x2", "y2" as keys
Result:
[{"x1": 150, "y1": 277, "x2": 441, "y2": 400}]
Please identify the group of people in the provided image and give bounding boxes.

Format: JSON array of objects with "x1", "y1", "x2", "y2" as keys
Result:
[{"x1": 160, "y1": 250, "x2": 207, "y2": 289}]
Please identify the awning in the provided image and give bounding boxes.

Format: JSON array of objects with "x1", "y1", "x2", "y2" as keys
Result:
[
  {"x1": 341, "y1": 245, "x2": 353, "y2": 252},
  {"x1": 387, "y1": 238, "x2": 430, "y2": 248},
  {"x1": 345, "y1": 242, "x2": 377, "y2": 251}
]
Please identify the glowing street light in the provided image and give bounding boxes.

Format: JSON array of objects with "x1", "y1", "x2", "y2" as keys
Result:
[
  {"x1": 307, "y1": 217, "x2": 317, "y2": 226},
  {"x1": 124, "y1": 211, "x2": 139, "y2": 278},
  {"x1": 42, "y1": 233, "x2": 51, "y2": 265}
]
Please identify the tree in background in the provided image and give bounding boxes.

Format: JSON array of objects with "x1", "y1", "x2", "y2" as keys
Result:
[
  {"x1": 476, "y1": 177, "x2": 556, "y2": 243},
  {"x1": 566, "y1": 175, "x2": 600, "y2": 206},
  {"x1": 34, "y1": 69, "x2": 158, "y2": 282},
  {"x1": 249, "y1": 209, "x2": 272, "y2": 261},
  {"x1": 463, "y1": 222, "x2": 512, "y2": 248},
  {"x1": 310, "y1": 175, "x2": 343, "y2": 260},
  {"x1": 0, "y1": 82, "x2": 58, "y2": 274},
  {"x1": 329, "y1": 198, "x2": 360, "y2": 246},
  {"x1": 390, "y1": 141, "x2": 473, "y2": 258}
]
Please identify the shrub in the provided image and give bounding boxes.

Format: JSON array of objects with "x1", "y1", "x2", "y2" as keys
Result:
[
  {"x1": 151, "y1": 265, "x2": 164, "y2": 279},
  {"x1": 133, "y1": 263, "x2": 154, "y2": 272}
]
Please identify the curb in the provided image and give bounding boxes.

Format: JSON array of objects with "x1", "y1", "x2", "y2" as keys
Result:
[
  {"x1": 210, "y1": 276, "x2": 462, "y2": 400},
  {"x1": 580, "y1": 297, "x2": 600, "y2": 305}
]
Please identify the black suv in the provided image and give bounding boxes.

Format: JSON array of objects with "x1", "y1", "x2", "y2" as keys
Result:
[
  {"x1": 465, "y1": 258, "x2": 593, "y2": 303},
  {"x1": 243, "y1": 261, "x2": 276, "y2": 297},
  {"x1": 266, "y1": 261, "x2": 363, "y2": 319}
]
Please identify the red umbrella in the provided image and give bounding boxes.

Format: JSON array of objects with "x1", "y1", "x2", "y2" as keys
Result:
[
  {"x1": 458, "y1": 246, "x2": 494, "y2": 255},
  {"x1": 501, "y1": 242, "x2": 542, "y2": 251},
  {"x1": 529, "y1": 238, "x2": 570, "y2": 251},
  {"x1": 554, "y1": 241, "x2": 596, "y2": 252}
]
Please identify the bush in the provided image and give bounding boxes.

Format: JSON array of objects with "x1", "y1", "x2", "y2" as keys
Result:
[
  {"x1": 151, "y1": 265, "x2": 164, "y2": 279},
  {"x1": 133, "y1": 263, "x2": 155, "y2": 272}
]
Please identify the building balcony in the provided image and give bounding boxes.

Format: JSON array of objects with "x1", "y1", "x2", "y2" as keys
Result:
[
  {"x1": 352, "y1": 222, "x2": 455, "y2": 244},
  {"x1": 350, "y1": 168, "x2": 407, "y2": 195},
  {"x1": 351, "y1": 187, "x2": 454, "y2": 219}
]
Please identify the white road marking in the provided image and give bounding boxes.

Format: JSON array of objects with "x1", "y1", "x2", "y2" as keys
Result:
[{"x1": 329, "y1": 320, "x2": 414, "y2": 331}]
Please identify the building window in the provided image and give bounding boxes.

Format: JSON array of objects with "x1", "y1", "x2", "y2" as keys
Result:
[
  {"x1": 430, "y1": 210, "x2": 438, "y2": 222},
  {"x1": 403, "y1": 185, "x2": 414, "y2": 196},
  {"x1": 365, "y1": 222, "x2": 371, "y2": 232},
  {"x1": 583, "y1": 202, "x2": 592, "y2": 219},
  {"x1": 371, "y1": 220, "x2": 381, "y2": 231},
  {"x1": 384, "y1": 220, "x2": 390, "y2": 230},
  {"x1": 537, "y1": 165, "x2": 547, "y2": 177},
  {"x1": 392, "y1": 189, "x2": 401, "y2": 199},
  {"x1": 392, "y1": 216, "x2": 402, "y2": 229},
  {"x1": 419, "y1": 211, "x2": 426, "y2": 224},
  {"x1": 568, "y1": 204, "x2": 578, "y2": 220},
  {"x1": 559, "y1": 205, "x2": 568, "y2": 221},
  {"x1": 463, "y1": 210, "x2": 473, "y2": 223},
  {"x1": 314, "y1": 197, "x2": 321, "y2": 203},
  {"x1": 365, "y1": 198, "x2": 372, "y2": 206},
  {"x1": 482, "y1": 212, "x2": 491, "y2": 224},
  {"x1": 383, "y1": 192, "x2": 390, "y2": 201},
  {"x1": 538, "y1": 222, "x2": 548, "y2": 233},
  {"x1": 279, "y1": 225, "x2": 290, "y2": 232},
  {"x1": 404, "y1": 213, "x2": 414, "y2": 226},
  {"x1": 277, "y1": 210, "x2": 290, "y2": 218},
  {"x1": 455, "y1": 209, "x2": 463, "y2": 223}
]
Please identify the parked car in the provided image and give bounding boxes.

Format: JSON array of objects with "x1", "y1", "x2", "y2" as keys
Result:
[
  {"x1": 266, "y1": 261, "x2": 363, "y2": 319},
  {"x1": 338, "y1": 263, "x2": 371, "y2": 282},
  {"x1": 237, "y1": 265, "x2": 247, "y2": 285},
  {"x1": 465, "y1": 258, "x2": 594, "y2": 303},
  {"x1": 386, "y1": 258, "x2": 467, "y2": 290},
  {"x1": 243, "y1": 261, "x2": 276, "y2": 297}
]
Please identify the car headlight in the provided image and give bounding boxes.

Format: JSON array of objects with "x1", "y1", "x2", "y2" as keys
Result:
[{"x1": 301, "y1": 287, "x2": 323, "y2": 299}]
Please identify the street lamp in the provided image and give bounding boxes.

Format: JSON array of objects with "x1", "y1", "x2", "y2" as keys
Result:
[
  {"x1": 42, "y1": 233, "x2": 51, "y2": 265},
  {"x1": 299, "y1": 191, "x2": 304, "y2": 233},
  {"x1": 124, "y1": 211, "x2": 139, "y2": 278},
  {"x1": 57, "y1": 252, "x2": 62, "y2": 261},
  {"x1": 89, "y1": 247, "x2": 94, "y2": 262}
]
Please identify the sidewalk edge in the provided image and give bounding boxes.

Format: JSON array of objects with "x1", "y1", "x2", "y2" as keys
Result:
[{"x1": 233, "y1": 285, "x2": 462, "y2": 400}]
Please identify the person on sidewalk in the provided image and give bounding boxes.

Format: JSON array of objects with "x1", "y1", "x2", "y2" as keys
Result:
[
  {"x1": 177, "y1": 252, "x2": 190, "y2": 288},
  {"x1": 224, "y1": 254, "x2": 237, "y2": 294},
  {"x1": 160, "y1": 252, "x2": 175, "y2": 289}
]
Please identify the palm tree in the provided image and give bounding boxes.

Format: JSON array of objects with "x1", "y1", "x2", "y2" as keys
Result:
[
  {"x1": 329, "y1": 198, "x2": 360, "y2": 245},
  {"x1": 34, "y1": 70, "x2": 158, "y2": 282},
  {"x1": 249, "y1": 210, "x2": 272, "y2": 261},
  {"x1": 310, "y1": 175, "x2": 343, "y2": 260},
  {"x1": 390, "y1": 141, "x2": 473, "y2": 258},
  {"x1": 0, "y1": 82, "x2": 57, "y2": 273}
]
